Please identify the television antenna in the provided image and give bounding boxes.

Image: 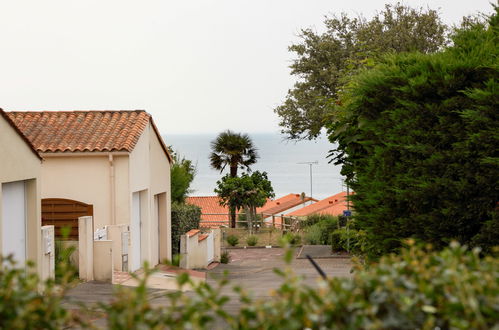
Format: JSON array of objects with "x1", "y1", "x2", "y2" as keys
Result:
[{"x1": 297, "y1": 161, "x2": 318, "y2": 198}]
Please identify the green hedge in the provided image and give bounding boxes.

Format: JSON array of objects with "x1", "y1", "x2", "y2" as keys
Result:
[{"x1": 171, "y1": 202, "x2": 201, "y2": 255}]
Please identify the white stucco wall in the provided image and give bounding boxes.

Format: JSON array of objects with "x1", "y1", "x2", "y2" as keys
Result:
[
  {"x1": 41, "y1": 155, "x2": 113, "y2": 229},
  {"x1": 129, "y1": 123, "x2": 172, "y2": 267},
  {"x1": 0, "y1": 115, "x2": 42, "y2": 274}
]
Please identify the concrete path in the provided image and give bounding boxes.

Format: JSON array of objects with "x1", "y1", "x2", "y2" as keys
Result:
[
  {"x1": 208, "y1": 248, "x2": 352, "y2": 298},
  {"x1": 297, "y1": 244, "x2": 351, "y2": 259}
]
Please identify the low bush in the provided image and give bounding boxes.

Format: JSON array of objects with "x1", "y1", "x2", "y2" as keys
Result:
[
  {"x1": 2, "y1": 242, "x2": 498, "y2": 329},
  {"x1": 301, "y1": 214, "x2": 338, "y2": 228},
  {"x1": 100, "y1": 242, "x2": 499, "y2": 329},
  {"x1": 0, "y1": 255, "x2": 80, "y2": 329},
  {"x1": 302, "y1": 215, "x2": 339, "y2": 245},
  {"x1": 304, "y1": 224, "x2": 323, "y2": 245},
  {"x1": 226, "y1": 235, "x2": 239, "y2": 247},
  {"x1": 246, "y1": 235, "x2": 258, "y2": 246},
  {"x1": 281, "y1": 233, "x2": 301, "y2": 246},
  {"x1": 331, "y1": 226, "x2": 368, "y2": 255},
  {"x1": 220, "y1": 251, "x2": 230, "y2": 264},
  {"x1": 171, "y1": 202, "x2": 201, "y2": 255}
]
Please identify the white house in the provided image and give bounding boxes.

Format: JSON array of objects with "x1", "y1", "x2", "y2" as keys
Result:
[
  {"x1": 0, "y1": 108, "x2": 43, "y2": 275},
  {"x1": 8, "y1": 110, "x2": 173, "y2": 272}
]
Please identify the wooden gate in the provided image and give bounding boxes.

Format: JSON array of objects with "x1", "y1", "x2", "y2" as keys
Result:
[{"x1": 42, "y1": 198, "x2": 93, "y2": 240}]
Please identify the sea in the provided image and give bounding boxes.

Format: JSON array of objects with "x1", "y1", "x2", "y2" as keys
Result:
[{"x1": 163, "y1": 133, "x2": 345, "y2": 200}]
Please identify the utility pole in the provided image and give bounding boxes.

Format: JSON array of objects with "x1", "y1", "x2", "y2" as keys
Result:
[{"x1": 297, "y1": 161, "x2": 318, "y2": 198}]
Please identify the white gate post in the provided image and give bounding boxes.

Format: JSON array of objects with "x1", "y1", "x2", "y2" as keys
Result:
[{"x1": 78, "y1": 216, "x2": 94, "y2": 281}]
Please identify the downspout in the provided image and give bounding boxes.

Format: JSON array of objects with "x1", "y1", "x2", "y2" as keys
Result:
[{"x1": 109, "y1": 154, "x2": 116, "y2": 225}]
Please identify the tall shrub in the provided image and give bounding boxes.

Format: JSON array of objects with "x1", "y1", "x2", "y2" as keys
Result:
[
  {"x1": 171, "y1": 202, "x2": 201, "y2": 255},
  {"x1": 329, "y1": 8, "x2": 499, "y2": 257}
]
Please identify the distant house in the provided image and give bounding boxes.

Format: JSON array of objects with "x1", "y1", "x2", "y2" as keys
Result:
[
  {"x1": 186, "y1": 196, "x2": 238, "y2": 227},
  {"x1": 286, "y1": 191, "x2": 349, "y2": 218},
  {"x1": 8, "y1": 110, "x2": 173, "y2": 272},
  {"x1": 187, "y1": 193, "x2": 317, "y2": 228},
  {"x1": 258, "y1": 193, "x2": 317, "y2": 224},
  {"x1": 0, "y1": 109, "x2": 43, "y2": 275}
]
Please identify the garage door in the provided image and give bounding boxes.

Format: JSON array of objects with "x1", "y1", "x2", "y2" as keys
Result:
[
  {"x1": 2, "y1": 181, "x2": 27, "y2": 264},
  {"x1": 130, "y1": 192, "x2": 142, "y2": 271}
]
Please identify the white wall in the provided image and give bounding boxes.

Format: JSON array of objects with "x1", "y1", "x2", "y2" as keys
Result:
[
  {"x1": 41, "y1": 156, "x2": 112, "y2": 229},
  {"x1": 129, "y1": 123, "x2": 172, "y2": 267},
  {"x1": 0, "y1": 114, "x2": 42, "y2": 274}
]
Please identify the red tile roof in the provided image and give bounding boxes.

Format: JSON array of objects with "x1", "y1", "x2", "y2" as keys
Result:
[
  {"x1": 0, "y1": 108, "x2": 42, "y2": 160},
  {"x1": 6, "y1": 110, "x2": 172, "y2": 161},
  {"x1": 258, "y1": 193, "x2": 317, "y2": 215},
  {"x1": 286, "y1": 192, "x2": 350, "y2": 217},
  {"x1": 186, "y1": 196, "x2": 234, "y2": 227}
]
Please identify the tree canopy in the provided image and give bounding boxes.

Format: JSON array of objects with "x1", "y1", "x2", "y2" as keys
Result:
[
  {"x1": 328, "y1": 8, "x2": 499, "y2": 257},
  {"x1": 275, "y1": 3, "x2": 448, "y2": 140},
  {"x1": 169, "y1": 149, "x2": 196, "y2": 204},
  {"x1": 210, "y1": 130, "x2": 259, "y2": 177},
  {"x1": 210, "y1": 130, "x2": 259, "y2": 227},
  {"x1": 215, "y1": 171, "x2": 274, "y2": 228}
]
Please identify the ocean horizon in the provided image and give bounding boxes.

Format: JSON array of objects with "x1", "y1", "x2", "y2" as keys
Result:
[{"x1": 164, "y1": 133, "x2": 345, "y2": 200}]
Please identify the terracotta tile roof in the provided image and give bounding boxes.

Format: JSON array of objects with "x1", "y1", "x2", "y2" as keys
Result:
[
  {"x1": 186, "y1": 229, "x2": 200, "y2": 237},
  {"x1": 6, "y1": 110, "x2": 172, "y2": 161},
  {"x1": 258, "y1": 193, "x2": 317, "y2": 215},
  {"x1": 0, "y1": 108, "x2": 42, "y2": 160},
  {"x1": 286, "y1": 192, "x2": 351, "y2": 217},
  {"x1": 186, "y1": 196, "x2": 235, "y2": 227}
]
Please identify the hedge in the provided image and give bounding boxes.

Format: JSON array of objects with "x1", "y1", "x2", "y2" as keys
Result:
[{"x1": 171, "y1": 202, "x2": 201, "y2": 256}]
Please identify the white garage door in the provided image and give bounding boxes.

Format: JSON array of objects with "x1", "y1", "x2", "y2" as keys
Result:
[
  {"x1": 2, "y1": 181, "x2": 27, "y2": 265},
  {"x1": 130, "y1": 192, "x2": 141, "y2": 271}
]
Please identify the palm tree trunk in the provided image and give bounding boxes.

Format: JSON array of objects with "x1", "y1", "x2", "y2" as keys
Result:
[{"x1": 229, "y1": 165, "x2": 237, "y2": 227}]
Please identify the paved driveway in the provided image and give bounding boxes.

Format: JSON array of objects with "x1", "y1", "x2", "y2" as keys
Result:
[{"x1": 207, "y1": 247, "x2": 352, "y2": 300}]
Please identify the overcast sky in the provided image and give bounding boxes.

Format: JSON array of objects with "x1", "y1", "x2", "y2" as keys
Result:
[{"x1": 0, "y1": 1, "x2": 492, "y2": 135}]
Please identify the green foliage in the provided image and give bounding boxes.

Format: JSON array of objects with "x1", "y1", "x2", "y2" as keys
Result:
[
  {"x1": 0, "y1": 255, "x2": 79, "y2": 329},
  {"x1": 99, "y1": 263, "x2": 234, "y2": 329},
  {"x1": 275, "y1": 3, "x2": 448, "y2": 140},
  {"x1": 330, "y1": 227, "x2": 368, "y2": 255},
  {"x1": 220, "y1": 251, "x2": 230, "y2": 264},
  {"x1": 210, "y1": 130, "x2": 259, "y2": 227},
  {"x1": 226, "y1": 235, "x2": 239, "y2": 247},
  {"x1": 303, "y1": 224, "x2": 323, "y2": 245},
  {"x1": 169, "y1": 148, "x2": 196, "y2": 204},
  {"x1": 300, "y1": 213, "x2": 337, "y2": 227},
  {"x1": 2, "y1": 243, "x2": 499, "y2": 329},
  {"x1": 246, "y1": 235, "x2": 258, "y2": 247},
  {"x1": 215, "y1": 171, "x2": 274, "y2": 229},
  {"x1": 171, "y1": 202, "x2": 201, "y2": 255},
  {"x1": 99, "y1": 243, "x2": 499, "y2": 329},
  {"x1": 281, "y1": 233, "x2": 302, "y2": 246},
  {"x1": 302, "y1": 215, "x2": 338, "y2": 245},
  {"x1": 54, "y1": 241, "x2": 78, "y2": 283},
  {"x1": 329, "y1": 8, "x2": 499, "y2": 258},
  {"x1": 209, "y1": 130, "x2": 259, "y2": 177}
]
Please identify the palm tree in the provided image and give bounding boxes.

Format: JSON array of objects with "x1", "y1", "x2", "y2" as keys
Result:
[{"x1": 210, "y1": 130, "x2": 259, "y2": 227}]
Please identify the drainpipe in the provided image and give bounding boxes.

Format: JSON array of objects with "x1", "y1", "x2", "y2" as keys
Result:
[{"x1": 109, "y1": 154, "x2": 116, "y2": 225}]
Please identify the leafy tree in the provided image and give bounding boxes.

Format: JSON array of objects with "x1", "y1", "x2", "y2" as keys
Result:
[
  {"x1": 275, "y1": 3, "x2": 448, "y2": 140},
  {"x1": 328, "y1": 7, "x2": 499, "y2": 257},
  {"x1": 215, "y1": 171, "x2": 274, "y2": 230},
  {"x1": 210, "y1": 130, "x2": 259, "y2": 227},
  {"x1": 169, "y1": 148, "x2": 196, "y2": 204}
]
